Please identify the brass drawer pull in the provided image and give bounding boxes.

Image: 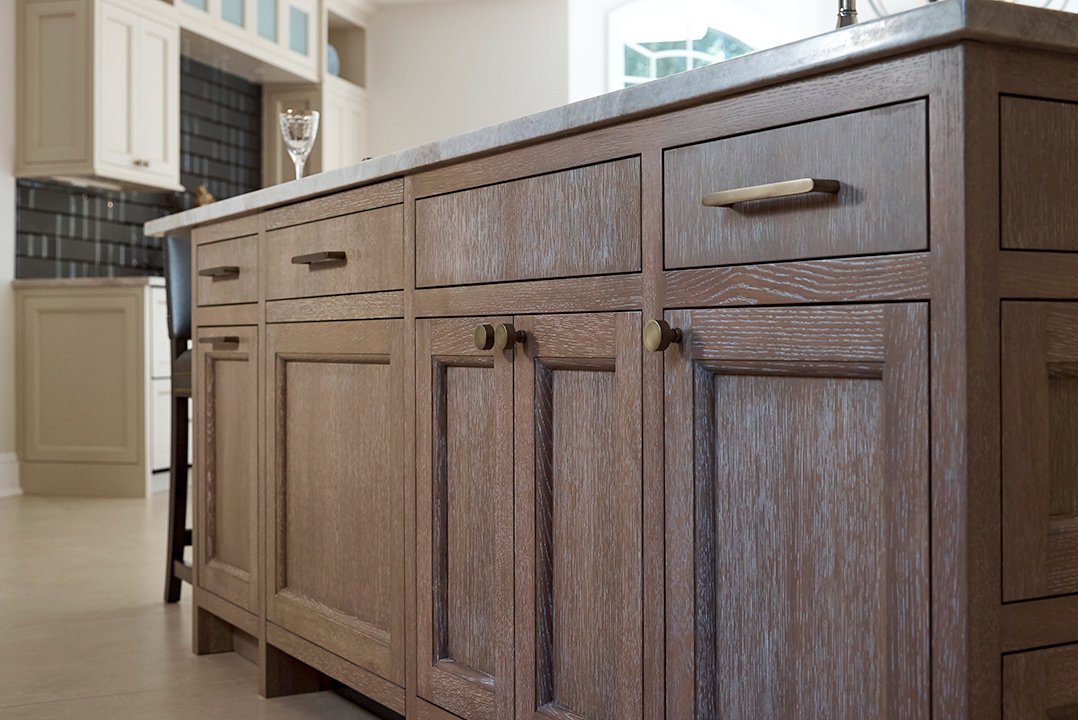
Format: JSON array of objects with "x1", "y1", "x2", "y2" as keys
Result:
[
  {"x1": 198, "y1": 265, "x2": 240, "y2": 278},
  {"x1": 702, "y1": 178, "x2": 841, "y2": 208},
  {"x1": 643, "y1": 319, "x2": 682, "y2": 352},
  {"x1": 198, "y1": 336, "x2": 240, "y2": 346},
  {"x1": 292, "y1": 251, "x2": 346, "y2": 265}
]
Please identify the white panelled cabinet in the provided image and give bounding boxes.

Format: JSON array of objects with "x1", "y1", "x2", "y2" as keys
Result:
[
  {"x1": 16, "y1": 0, "x2": 182, "y2": 191},
  {"x1": 14, "y1": 278, "x2": 177, "y2": 498},
  {"x1": 175, "y1": 0, "x2": 318, "y2": 83}
]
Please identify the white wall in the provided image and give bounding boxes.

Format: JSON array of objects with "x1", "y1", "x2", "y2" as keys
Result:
[
  {"x1": 367, "y1": 0, "x2": 570, "y2": 156},
  {"x1": 0, "y1": 0, "x2": 20, "y2": 498}
]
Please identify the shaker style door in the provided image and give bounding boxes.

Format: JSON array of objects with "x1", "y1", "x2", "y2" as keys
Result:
[
  {"x1": 1003, "y1": 302, "x2": 1078, "y2": 601},
  {"x1": 194, "y1": 325, "x2": 259, "y2": 614},
  {"x1": 664, "y1": 304, "x2": 930, "y2": 719},
  {"x1": 265, "y1": 319, "x2": 405, "y2": 695},
  {"x1": 415, "y1": 317, "x2": 515, "y2": 720},
  {"x1": 513, "y1": 312, "x2": 644, "y2": 720}
]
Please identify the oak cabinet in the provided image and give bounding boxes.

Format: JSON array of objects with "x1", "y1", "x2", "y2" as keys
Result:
[
  {"x1": 194, "y1": 326, "x2": 260, "y2": 614},
  {"x1": 265, "y1": 319, "x2": 406, "y2": 698},
  {"x1": 16, "y1": 0, "x2": 182, "y2": 191},
  {"x1": 1002, "y1": 97, "x2": 1078, "y2": 251},
  {"x1": 416, "y1": 313, "x2": 644, "y2": 720},
  {"x1": 1004, "y1": 644, "x2": 1078, "y2": 718},
  {"x1": 513, "y1": 312, "x2": 643, "y2": 720},
  {"x1": 1003, "y1": 302, "x2": 1078, "y2": 602},
  {"x1": 416, "y1": 317, "x2": 514, "y2": 720},
  {"x1": 664, "y1": 304, "x2": 930, "y2": 719}
]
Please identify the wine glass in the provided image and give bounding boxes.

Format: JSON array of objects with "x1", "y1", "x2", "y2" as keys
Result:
[{"x1": 278, "y1": 109, "x2": 320, "y2": 181}]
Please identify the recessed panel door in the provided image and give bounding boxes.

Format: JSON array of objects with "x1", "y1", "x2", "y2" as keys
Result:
[
  {"x1": 416, "y1": 317, "x2": 514, "y2": 720},
  {"x1": 514, "y1": 312, "x2": 644, "y2": 720},
  {"x1": 664, "y1": 304, "x2": 930, "y2": 719}
]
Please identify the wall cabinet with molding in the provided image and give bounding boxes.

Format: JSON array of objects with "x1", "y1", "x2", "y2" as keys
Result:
[
  {"x1": 175, "y1": 0, "x2": 318, "y2": 83},
  {"x1": 16, "y1": 0, "x2": 182, "y2": 191}
]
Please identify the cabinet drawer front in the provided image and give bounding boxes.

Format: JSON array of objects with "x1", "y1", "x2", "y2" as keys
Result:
[
  {"x1": 196, "y1": 234, "x2": 258, "y2": 306},
  {"x1": 266, "y1": 204, "x2": 403, "y2": 300},
  {"x1": 1002, "y1": 96, "x2": 1078, "y2": 251},
  {"x1": 1004, "y1": 644, "x2": 1078, "y2": 718},
  {"x1": 1003, "y1": 302, "x2": 1078, "y2": 602},
  {"x1": 415, "y1": 157, "x2": 641, "y2": 287},
  {"x1": 664, "y1": 100, "x2": 927, "y2": 268}
]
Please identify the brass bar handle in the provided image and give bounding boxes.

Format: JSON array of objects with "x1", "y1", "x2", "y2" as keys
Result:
[
  {"x1": 198, "y1": 265, "x2": 240, "y2": 278},
  {"x1": 494, "y1": 323, "x2": 525, "y2": 351},
  {"x1": 702, "y1": 178, "x2": 841, "y2": 208},
  {"x1": 643, "y1": 319, "x2": 682, "y2": 353},
  {"x1": 475, "y1": 324, "x2": 496, "y2": 351},
  {"x1": 292, "y1": 251, "x2": 346, "y2": 265},
  {"x1": 198, "y1": 336, "x2": 240, "y2": 346}
]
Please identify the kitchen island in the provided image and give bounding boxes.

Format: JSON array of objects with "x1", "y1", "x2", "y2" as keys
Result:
[{"x1": 147, "y1": 2, "x2": 1078, "y2": 717}]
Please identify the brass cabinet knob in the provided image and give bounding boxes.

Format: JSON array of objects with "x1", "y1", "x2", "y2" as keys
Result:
[
  {"x1": 643, "y1": 319, "x2": 682, "y2": 352},
  {"x1": 474, "y1": 324, "x2": 496, "y2": 351},
  {"x1": 494, "y1": 323, "x2": 526, "y2": 351}
]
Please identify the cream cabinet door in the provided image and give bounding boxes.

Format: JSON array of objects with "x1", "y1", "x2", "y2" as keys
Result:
[
  {"x1": 96, "y1": 0, "x2": 179, "y2": 185},
  {"x1": 96, "y1": 0, "x2": 138, "y2": 171}
]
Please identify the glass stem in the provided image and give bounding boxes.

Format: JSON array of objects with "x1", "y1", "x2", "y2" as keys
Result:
[{"x1": 294, "y1": 158, "x2": 305, "y2": 181}]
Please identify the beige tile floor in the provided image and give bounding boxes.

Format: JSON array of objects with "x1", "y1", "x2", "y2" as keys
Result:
[{"x1": 0, "y1": 490, "x2": 375, "y2": 719}]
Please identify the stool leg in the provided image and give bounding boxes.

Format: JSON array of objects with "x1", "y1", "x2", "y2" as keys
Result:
[{"x1": 165, "y1": 393, "x2": 190, "y2": 603}]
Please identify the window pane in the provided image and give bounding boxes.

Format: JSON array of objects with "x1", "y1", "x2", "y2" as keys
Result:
[
  {"x1": 289, "y1": 7, "x2": 309, "y2": 55},
  {"x1": 221, "y1": 0, "x2": 244, "y2": 26},
  {"x1": 656, "y1": 55, "x2": 689, "y2": 78},
  {"x1": 624, "y1": 46, "x2": 649, "y2": 79},
  {"x1": 258, "y1": 0, "x2": 277, "y2": 41},
  {"x1": 183, "y1": 0, "x2": 207, "y2": 9}
]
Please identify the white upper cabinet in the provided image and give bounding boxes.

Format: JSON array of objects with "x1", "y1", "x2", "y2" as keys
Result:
[
  {"x1": 17, "y1": 0, "x2": 182, "y2": 192},
  {"x1": 176, "y1": 0, "x2": 318, "y2": 82}
]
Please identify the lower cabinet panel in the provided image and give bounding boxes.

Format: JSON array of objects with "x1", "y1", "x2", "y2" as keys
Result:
[
  {"x1": 415, "y1": 317, "x2": 514, "y2": 720},
  {"x1": 1005, "y1": 644, "x2": 1078, "y2": 718},
  {"x1": 665, "y1": 304, "x2": 930, "y2": 719},
  {"x1": 1003, "y1": 302, "x2": 1078, "y2": 602},
  {"x1": 195, "y1": 325, "x2": 259, "y2": 613},
  {"x1": 265, "y1": 319, "x2": 405, "y2": 693},
  {"x1": 514, "y1": 312, "x2": 643, "y2": 720}
]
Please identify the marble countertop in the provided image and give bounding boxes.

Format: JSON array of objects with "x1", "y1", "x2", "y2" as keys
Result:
[
  {"x1": 12, "y1": 276, "x2": 165, "y2": 289},
  {"x1": 146, "y1": 0, "x2": 1078, "y2": 237}
]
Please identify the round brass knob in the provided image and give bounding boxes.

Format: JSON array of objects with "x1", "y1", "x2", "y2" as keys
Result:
[
  {"x1": 474, "y1": 324, "x2": 495, "y2": 351},
  {"x1": 494, "y1": 322, "x2": 526, "y2": 351},
  {"x1": 643, "y1": 319, "x2": 682, "y2": 352}
]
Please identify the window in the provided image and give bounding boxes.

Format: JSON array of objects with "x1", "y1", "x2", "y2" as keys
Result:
[
  {"x1": 622, "y1": 27, "x2": 753, "y2": 88},
  {"x1": 607, "y1": 0, "x2": 810, "y2": 93}
]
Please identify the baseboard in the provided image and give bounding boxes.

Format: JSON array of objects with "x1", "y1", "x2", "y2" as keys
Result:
[{"x1": 0, "y1": 452, "x2": 21, "y2": 498}]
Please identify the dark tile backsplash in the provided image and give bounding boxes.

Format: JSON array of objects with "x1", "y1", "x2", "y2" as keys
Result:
[{"x1": 15, "y1": 57, "x2": 262, "y2": 279}]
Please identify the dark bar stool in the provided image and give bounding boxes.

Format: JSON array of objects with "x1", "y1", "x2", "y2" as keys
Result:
[{"x1": 164, "y1": 236, "x2": 193, "y2": 603}]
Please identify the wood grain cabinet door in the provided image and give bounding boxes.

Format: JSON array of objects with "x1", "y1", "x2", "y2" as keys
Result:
[
  {"x1": 194, "y1": 325, "x2": 259, "y2": 614},
  {"x1": 513, "y1": 312, "x2": 644, "y2": 720},
  {"x1": 1003, "y1": 303, "x2": 1078, "y2": 602},
  {"x1": 664, "y1": 304, "x2": 930, "y2": 719},
  {"x1": 416, "y1": 317, "x2": 514, "y2": 720},
  {"x1": 1004, "y1": 643, "x2": 1078, "y2": 718},
  {"x1": 265, "y1": 319, "x2": 405, "y2": 691}
]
